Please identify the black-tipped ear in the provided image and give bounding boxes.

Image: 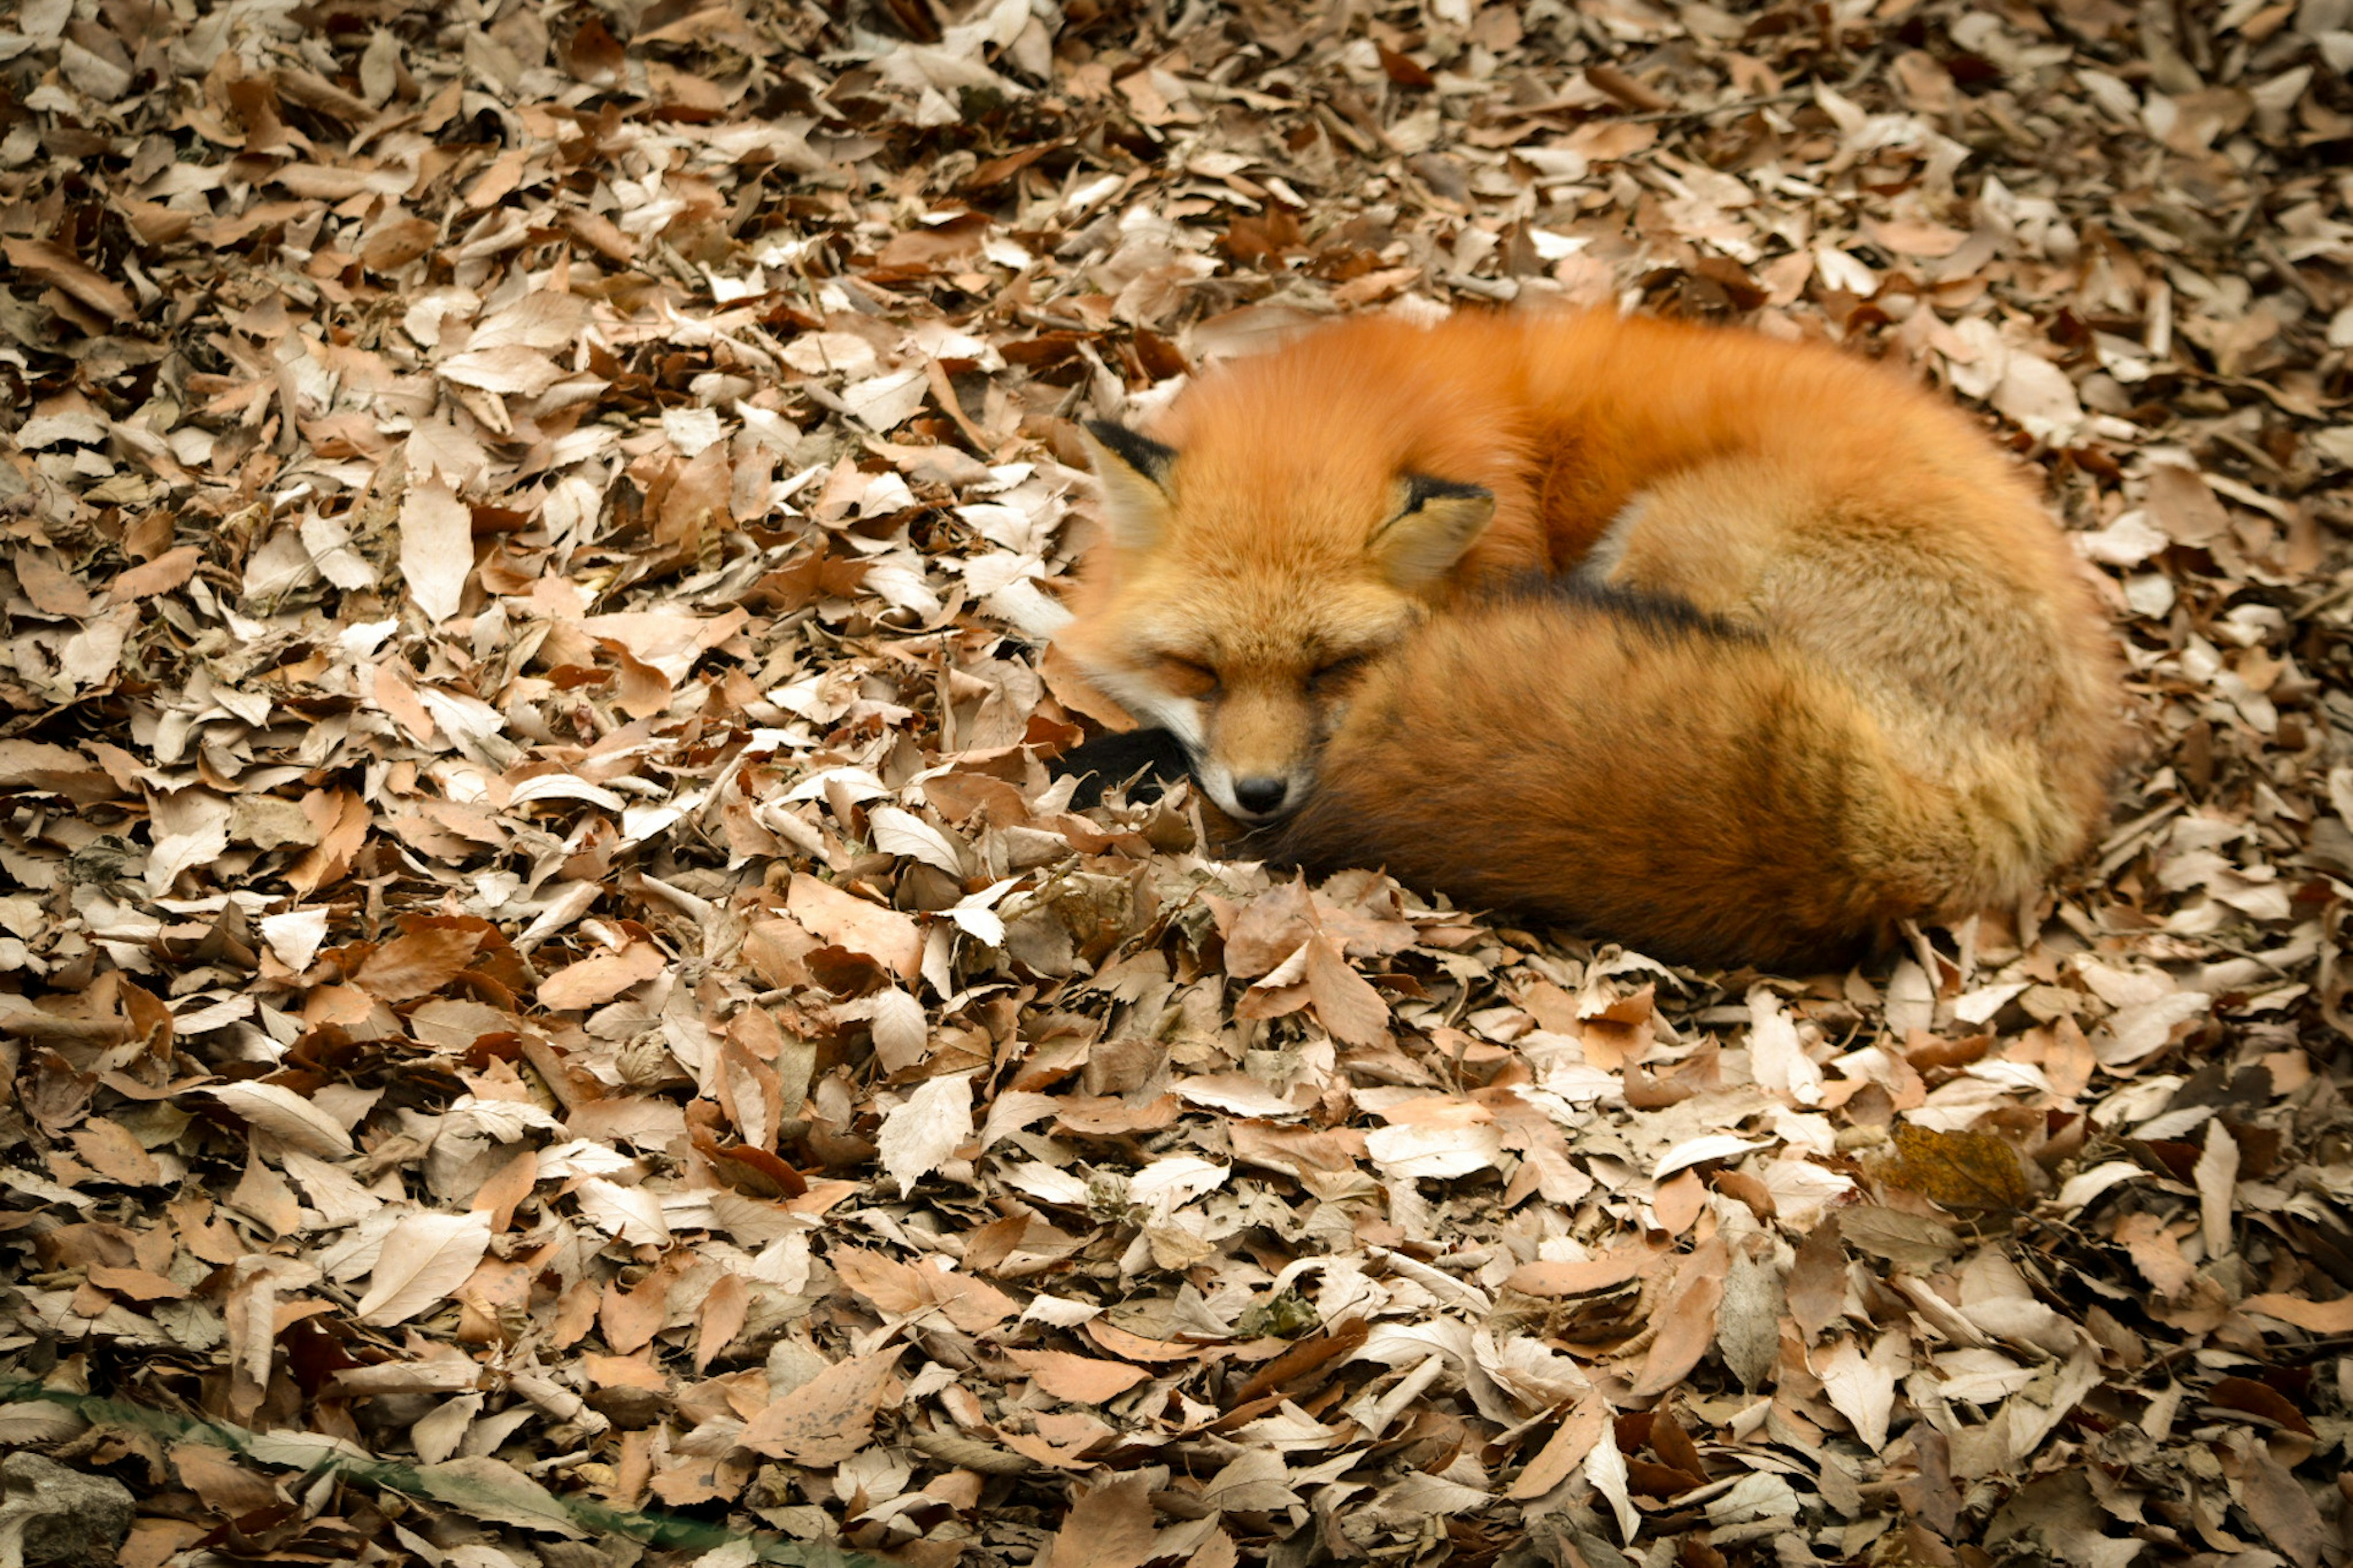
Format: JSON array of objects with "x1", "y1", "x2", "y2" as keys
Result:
[
  {"x1": 1403, "y1": 475, "x2": 1492, "y2": 509},
  {"x1": 1374, "y1": 474, "x2": 1495, "y2": 589},
  {"x1": 1080, "y1": 421, "x2": 1180, "y2": 552},
  {"x1": 1085, "y1": 421, "x2": 1176, "y2": 487}
]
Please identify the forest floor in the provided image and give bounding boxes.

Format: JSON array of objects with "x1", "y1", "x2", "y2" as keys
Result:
[{"x1": 2, "y1": 1, "x2": 2352, "y2": 1566}]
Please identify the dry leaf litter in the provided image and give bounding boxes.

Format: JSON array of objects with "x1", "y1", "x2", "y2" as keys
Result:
[{"x1": 1, "y1": 1, "x2": 2351, "y2": 1566}]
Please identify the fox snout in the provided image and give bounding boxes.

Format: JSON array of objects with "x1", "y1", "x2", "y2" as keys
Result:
[
  {"x1": 1197, "y1": 759, "x2": 1311, "y2": 824},
  {"x1": 1198, "y1": 763, "x2": 1303, "y2": 823},
  {"x1": 1230, "y1": 776, "x2": 1292, "y2": 815},
  {"x1": 1196, "y1": 687, "x2": 1318, "y2": 824}
]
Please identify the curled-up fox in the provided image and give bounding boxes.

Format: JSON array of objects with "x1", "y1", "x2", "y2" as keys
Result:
[{"x1": 1055, "y1": 310, "x2": 2126, "y2": 971}]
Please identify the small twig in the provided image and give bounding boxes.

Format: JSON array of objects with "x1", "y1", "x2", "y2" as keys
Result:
[
  {"x1": 1618, "y1": 87, "x2": 1814, "y2": 124},
  {"x1": 1587, "y1": 64, "x2": 1672, "y2": 114},
  {"x1": 1613, "y1": 49, "x2": 1887, "y2": 126},
  {"x1": 2288, "y1": 577, "x2": 2353, "y2": 621},
  {"x1": 2188, "y1": 934, "x2": 2306, "y2": 977},
  {"x1": 906, "y1": 1428, "x2": 1039, "y2": 1475},
  {"x1": 0, "y1": 1009, "x2": 127, "y2": 1044},
  {"x1": 2253, "y1": 234, "x2": 2321, "y2": 312}
]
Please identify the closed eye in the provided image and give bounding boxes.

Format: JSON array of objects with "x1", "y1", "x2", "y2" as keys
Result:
[
  {"x1": 1154, "y1": 656, "x2": 1220, "y2": 697},
  {"x1": 1309, "y1": 652, "x2": 1377, "y2": 691}
]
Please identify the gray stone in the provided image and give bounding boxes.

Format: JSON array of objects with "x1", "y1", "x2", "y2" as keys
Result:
[{"x1": 0, "y1": 1452, "x2": 135, "y2": 1568}]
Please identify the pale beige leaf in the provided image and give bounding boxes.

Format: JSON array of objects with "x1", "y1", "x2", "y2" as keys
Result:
[
  {"x1": 207, "y1": 1083, "x2": 357, "y2": 1160},
  {"x1": 573, "y1": 1178, "x2": 672, "y2": 1247},
  {"x1": 146, "y1": 787, "x2": 233, "y2": 898},
  {"x1": 1815, "y1": 1333, "x2": 1900, "y2": 1452},
  {"x1": 1583, "y1": 1414, "x2": 1638, "y2": 1543},
  {"x1": 412, "y1": 1395, "x2": 483, "y2": 1467},
  {"x1": 1654, "y1": 1134, "x2": 1770, "y2": 1180},
  {"x1": 1990, "y1": 352, "x2": 2083, "y2": 441},
  {"x1": 868, "y1": 987, "x2": 930, "y2": 1072},
  {"x1": 398, "y1": 473, "x2": 474, "y2": 623},
  {"x1": 877, "y1": 1074, "x2": 975, "y2": 1194},
  {"x1": 259, "y1": 907, "x2": 332, "y2": 974},
  {"x1": 1746, "y1": 987, "x2": 1821, "y2": 1106},
  {"x1": 436, "y1": 345, "x2": 565, "y2": 396},
  {"x1": 355, "y1": 1211, "x2": 493, "y2": 1325},
  {"x1": 1364, "y1": 1122, "x2": 1502, "y2": 1181},
  {"x1": 867, "y1": 804, "x2": 966, "y2": 877},
  {"x1": 226, "y1": 1149, "x2": 304, "y2": 1237},
  {"x1": 1304, "y1": 934, "x2": 1390, "y2": 1046},
  {"x1": 2195, "y1": 1117, "x2": 2238, "y2": 1260},
  {"x1": 1717, "y1": 1241, "x2": 1784, "y2": 1391},
  {"x1": 2236, "y1": 1434, "x2": 2328, "y2": 1567}
]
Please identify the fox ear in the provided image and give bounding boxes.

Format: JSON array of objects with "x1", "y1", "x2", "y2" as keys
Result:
[
  {"x1": 1373, "y1": 475, "x2": 1495, "y2": 589},
  {"x1": 1081, "y1": 421, "x2": 1178, "y2": 552}
]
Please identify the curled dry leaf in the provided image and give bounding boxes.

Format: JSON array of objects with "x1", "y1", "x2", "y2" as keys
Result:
[
  {"x1": 1631, "y1": 1238, "x2": 1729, "y2": 1399},
  {"x1": 536, "y1": 940, "x2": 666, "y2": 1011},
  {"x1": 205, "y1": 1085, "x2": 356, "y2": 1161},
  {"x1": 739, "y1": 1348, "x2": 904, "y2": 1466},
  {"x1": 1508, "y1": 1392, "x2": 1610, "y2": 1502},
  {"x1": 352, "y1": 926, "x2": 485, "y2": 1002},
  {"x1": 1006, "y1": 1349, "x2": 1151, "y2": 1404}
]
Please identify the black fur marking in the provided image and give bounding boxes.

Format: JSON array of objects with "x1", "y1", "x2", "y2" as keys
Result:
[
  {"x1": 1480, "y1": 572, "x2": 1759, "y2": 646},
  {"x1": 1085, "y1": 421, "x2": 1178, "y2": 487},
  {"x1": 1401, "y1": 473, "x2": 1492, "y2": 509},
  {"x1": 1051, "y1": 728, "x2": 1195, "y2": 809}
]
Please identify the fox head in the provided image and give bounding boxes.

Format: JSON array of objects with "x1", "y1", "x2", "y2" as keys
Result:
[{"x1": 1057, "y1": 417, "x2": 1496, "y2": 825}]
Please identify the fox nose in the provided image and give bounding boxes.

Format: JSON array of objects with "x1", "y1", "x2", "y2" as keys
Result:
[{"x1": 1232, "y1": 776, "x2": 1289, "y2": 816}]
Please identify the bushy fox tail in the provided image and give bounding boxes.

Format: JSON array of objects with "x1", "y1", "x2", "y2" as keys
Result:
[{"x1": 1264, "y1": 584, "x2": 2102, "y2": 971}]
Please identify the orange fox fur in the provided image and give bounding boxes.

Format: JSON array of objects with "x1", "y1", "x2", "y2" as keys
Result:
[{"x1": 1056, "y1": 309, "x2": 2127, "y2": 970}]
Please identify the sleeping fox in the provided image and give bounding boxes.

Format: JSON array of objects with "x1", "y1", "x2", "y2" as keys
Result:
[{"x1": 1053, "y1": 310, "x2": 2126, "y2": 970}]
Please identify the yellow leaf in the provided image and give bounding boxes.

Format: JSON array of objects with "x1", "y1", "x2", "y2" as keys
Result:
[{"x1": 1876, "y1": 1123, "x2": 2031, "y2": 1212}]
